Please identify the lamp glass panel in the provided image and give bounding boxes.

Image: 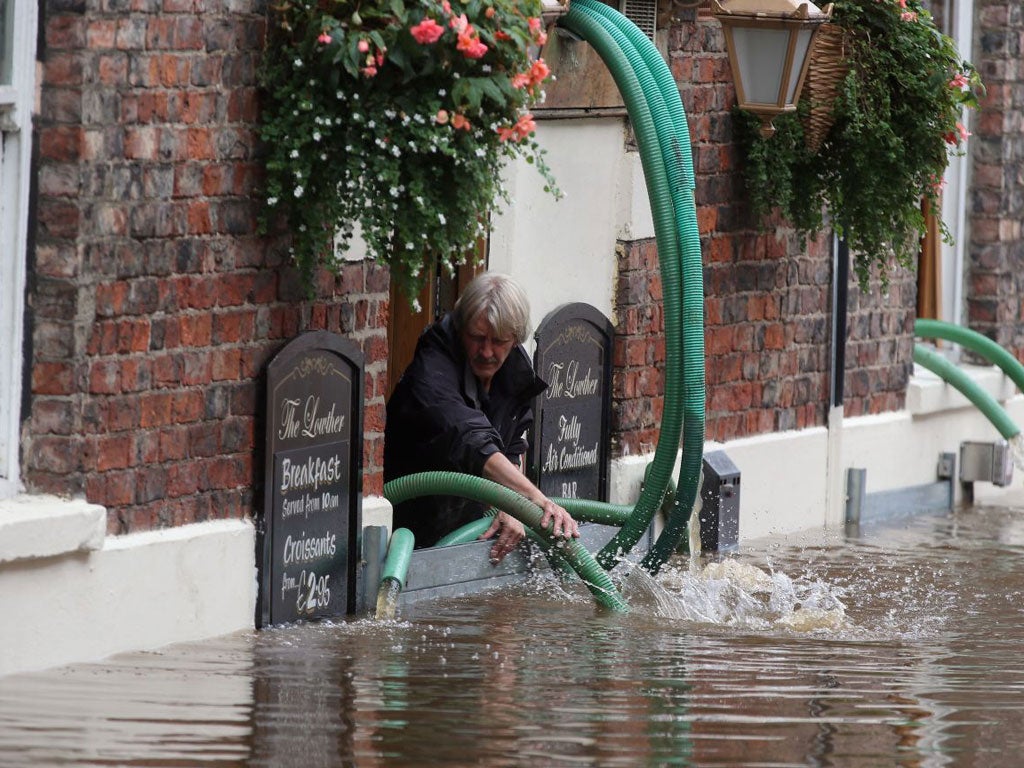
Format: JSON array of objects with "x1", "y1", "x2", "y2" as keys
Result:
[
  {"x1": 784, "y1": 28, "x2": 815, "y2": 102},
  {"x1": 731, "y1": 26, "x2": 788, "y2": 106}
]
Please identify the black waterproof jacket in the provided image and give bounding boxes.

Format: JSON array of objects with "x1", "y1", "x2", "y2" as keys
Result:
[{"x1": 384, "y1": 313, "x2": 547, "y2": 547}]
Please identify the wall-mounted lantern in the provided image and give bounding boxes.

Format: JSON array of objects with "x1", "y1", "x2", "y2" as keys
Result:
[{"x1": 713, "y1": 0, "x2": 832, "y2": 138}]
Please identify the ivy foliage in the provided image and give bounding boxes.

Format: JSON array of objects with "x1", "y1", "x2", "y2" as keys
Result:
[{"x1": 735, "y1": 0, "x2": 983, "y2": 287}]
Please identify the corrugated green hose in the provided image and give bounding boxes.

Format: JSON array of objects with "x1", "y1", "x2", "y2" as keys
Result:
[
  {"x1": 571, "y1": 0, "x2": 705, "y2": 574},
  {"x1": 376, "y1": 527, "x2": 414, "y2": 620},
  {"x1": 913, "y1": 343, "x2": 1020, "y2": 439},
  {"x1": 384, "y1": 472, "x2": 629, "y2": 612},
  {"x1": 915, "y1": 318, "x2": 1024, "y2": 394},
  {"x1": 558, "y1": 2, "x2": 686, "y2": 571}
]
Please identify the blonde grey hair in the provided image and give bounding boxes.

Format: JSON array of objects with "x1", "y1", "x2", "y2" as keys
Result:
[{"x1": 453, "y1": 272, "x2": 531, "y2": 344}]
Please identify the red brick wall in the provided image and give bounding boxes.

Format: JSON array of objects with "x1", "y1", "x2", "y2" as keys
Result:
[
  {"x1": 27, "y1": 0, "x2": 388, "y2": 534},
  {"x1": 968, "y1": 0, "x2": 1024, "y2": 352},
  {"x1": 610, "y1": 14, "x2": 915, "y2": 454}
]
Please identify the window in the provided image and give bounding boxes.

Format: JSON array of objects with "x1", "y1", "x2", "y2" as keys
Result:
[{"x1": 0, "y1": 0, "x2": 38, "y2": 498}]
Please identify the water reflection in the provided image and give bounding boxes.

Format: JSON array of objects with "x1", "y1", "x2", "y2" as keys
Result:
[{"x1": 2, "y1": 506, "x2": 1024, "y2": 766}]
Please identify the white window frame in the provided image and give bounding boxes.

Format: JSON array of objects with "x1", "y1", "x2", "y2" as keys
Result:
[
  {"x1": 939, "y1": 0, "x2": 975, "y2": 333},
  {"x1": 0, "y1": 0, "x2": 38, "y2": 499}
]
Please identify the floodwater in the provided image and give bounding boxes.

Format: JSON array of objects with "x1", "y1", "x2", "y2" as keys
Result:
[{"x1": 3, "y1": 506, "x2": 1024, "y2": 766}]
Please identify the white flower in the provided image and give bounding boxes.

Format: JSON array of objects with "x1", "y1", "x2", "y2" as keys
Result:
[
  {"x1": 412, "y1": 299, "x2": 422, "y2": 313},
  {"x1": 267, "y1": 196, "x2": 279, "y2": 206},
  {"x1": 438, "y1": 89, "x2": 446, "y2": 97},
  {"x1": 390, "y1": 186, "x2": 400, "y2": 198},
  {"x1": 294, "y1": 58, "x2": 303, "y2": 67},
  {"x1": 475, "y1": 148, "x2": 486, "y2": 157},
  {"x1": 294, "y1": 185, "x2": 304, "y2": 198},
  {"x1": 290, "y1": 149, "x2": 299, "y2": 159},
  {"x1": 367, "y1": 120, "x2": 376, "y2": 129},
  {"x1": 391, "y1": 145, "x2": 401, "y2": 157},
  {"x1": 438, "y1": 213, "x2": 446, "y2": 225},
  {"x1": 313, "y1": 131, "x2": 321, "y2": 141}
]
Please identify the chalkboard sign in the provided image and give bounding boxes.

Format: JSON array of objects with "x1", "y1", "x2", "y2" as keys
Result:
[
  {"x1": 258, "y1": 331, "x2": 364, "y2": 628},
  {"x1": 531, "y1": 303, "x2": 613, "y2": 502}
]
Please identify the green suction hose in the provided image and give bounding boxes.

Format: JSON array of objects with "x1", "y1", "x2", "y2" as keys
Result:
[
  {"x1": 577, "y1": 0, "x2": 706, "y2": 572},
  {"x1": 558, "y1": 3, "x2": 686, "y2": 571},
  {"x1": 913, "y1": 343, "x2": 1020, "y2": 439},
  {"x1": 376, "y1": 527, "x2": 414, "y2": 620},
  {"x1": 915, "y1": 318, "x2": 1024, "y2": 394},
  {"x1": 384, "y1": 471, "x2": 629, "y2": 612},
  {"x1": 436, "y1": 516, "x2": 494, "y2": 547}
]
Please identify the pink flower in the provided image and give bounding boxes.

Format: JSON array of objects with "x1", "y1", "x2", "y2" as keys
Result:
[
  {"x1": 362, "y1": 65, "x2": 378, "y2": 77},
  {"x1": 527, "y1": 18, "x2": 547, "y2": 45},
  {"x1": 485, "y1": 6, "x2": 495, "y2": 18},
  {"x1": 528, "y1": 58, "x2": 551, "y2": 86},
  {"x1": 457, "y1": 29, "x2": 488, "y2": 58},
  {"x1": 410, "y1": 17, "x2": 445, "y2": 44},
  {"x1": 435, "y1": 109, "x2": 449, "y2": 125},
  {"x1": 949, "y1": 72, "x2": 969, "y2": 89},
  {"x1": 511, "y1": 72, "x2": 530, "y2": 89},
  {"x1": 451, "y1": 112, "x2": 471, "y2": 130},
  {"x1": 450, "y1": 13, "x2": 469, "y2": 33},
  {"x1": 442, "y1": 1, "x2": 452, "y2": 14},
  {"x1": 357, "y1": 39, "x2": 370, "y2": 53},
  {"x1": 497, "y1": 113, "x2": 536, "y2": 142},
  {"x1": 901, "y1": 11, "x2": 918, "y2": 21},
  {"x1": 943, "y1": 122, "x2": 970, "y2": 145},
  {"x1": 513, "y1": 112, "x2": 536, "y2": 139},
  {"x1": 317, "y1": 31, "x2": 332, "y2": 44}
]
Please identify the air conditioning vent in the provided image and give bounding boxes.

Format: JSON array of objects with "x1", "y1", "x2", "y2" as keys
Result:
[{"x1": 620, "y1": 0, "x2": 657, "y2": 40}]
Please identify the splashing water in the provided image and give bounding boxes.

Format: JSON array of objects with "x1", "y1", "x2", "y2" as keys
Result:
[{"x1": 619, "y1": 557, "x2": 848, "y2": 632}]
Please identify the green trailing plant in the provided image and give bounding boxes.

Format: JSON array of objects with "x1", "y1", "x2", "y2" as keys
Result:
[
  {"x1": 734, "y1": 0, "x2": 984, "y2": 287},
  {"x1": 259, "y1": 0, "x2": 561, "y2": 301}
]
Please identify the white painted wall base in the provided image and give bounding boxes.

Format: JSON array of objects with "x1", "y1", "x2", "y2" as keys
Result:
[
  {"x1": 0, "y1": 515, "x2": 257, "y2": 677},
  {"x1": 0, "y1": 497, "x2": 397, "y2": 678},
  {"x1": 609, "y1": 365, "x2": 1024, "y2": 543}
]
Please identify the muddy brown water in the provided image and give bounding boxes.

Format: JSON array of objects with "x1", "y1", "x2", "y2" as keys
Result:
[{"x1": 3, "y1": 505, "x2": 1024, "y2": 766}]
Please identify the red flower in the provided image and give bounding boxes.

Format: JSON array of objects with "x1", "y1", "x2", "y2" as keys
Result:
[
  {"x1": 528, "y1": 59, "x2": 550, "y2": 86},
  {"x1": 410, "y1": 17, "x2": 445, "y2": 44},
  {"x1": 457, "y1": 28, "x2": 488, "y2": 58}
]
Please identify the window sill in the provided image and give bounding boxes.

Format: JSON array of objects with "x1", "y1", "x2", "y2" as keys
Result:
[
  {"x1": 0, "y1": 495, "x2": 106, "y2": 565},
  {"x1": 907, "y1": 363, "x2": 1020, "y2": 416}
]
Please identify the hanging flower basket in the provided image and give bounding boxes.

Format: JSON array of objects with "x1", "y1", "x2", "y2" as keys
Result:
[{"x1": 258, "y1": 0, "x2": 561, "y2": 301}]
